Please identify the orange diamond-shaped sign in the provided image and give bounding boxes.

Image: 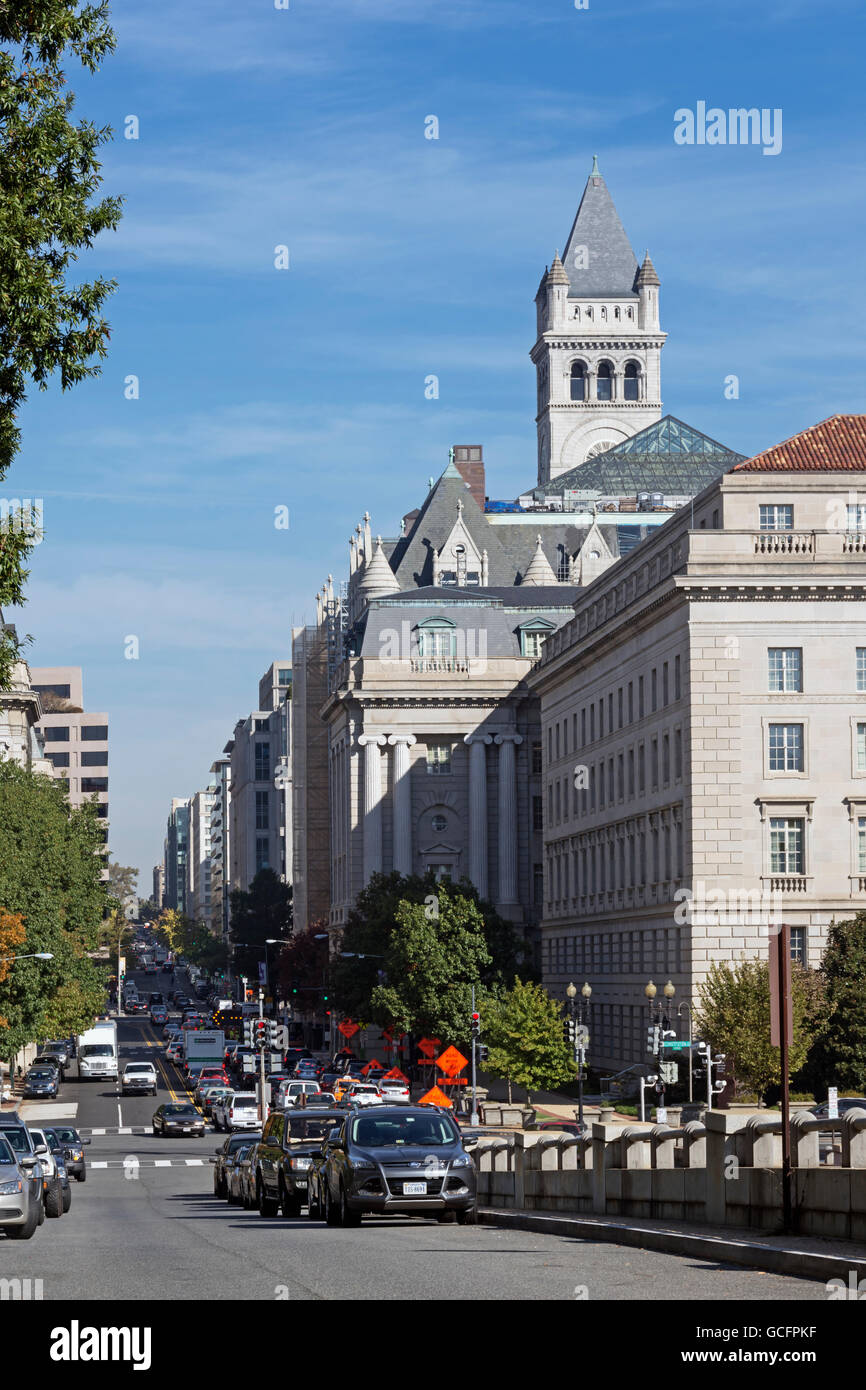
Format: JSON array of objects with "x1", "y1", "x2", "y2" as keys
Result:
[
  {"x1": 382, "y1": 1067, "x2": 409, "y2": 1082},
  {"x1": 417, "y1": 1036, "x2": 440, "y2": 1058},
  {"x1": 418, "y1": 1085, "x2": 453, "y2": 1108},
  {"x1": 337, "y1": 1020, "x2": 360, "y2": 1039},
  {"x1": 435, "y1": 1045, "x2": 468, "y2": 1078}
]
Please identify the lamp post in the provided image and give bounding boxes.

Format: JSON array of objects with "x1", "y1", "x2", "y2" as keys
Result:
[
  {"x1": 646, "y1": 979, "x2": 675, "y2": 1114},
  {"x1": 567, "y1": 980, "x2": 592, "y2": 1131},
  {"x1": 677, "y1": 1000, "x2": 694, "y2": 1103}
]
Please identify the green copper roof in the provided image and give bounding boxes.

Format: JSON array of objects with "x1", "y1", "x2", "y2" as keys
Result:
[{"x1": 535, "y1": 415, "x2": 747, "y2": 498}]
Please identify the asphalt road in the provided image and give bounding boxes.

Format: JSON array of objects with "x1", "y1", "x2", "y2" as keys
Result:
[{"x1": 0, "y1": 968, "x2": 830, "y2": 1302}]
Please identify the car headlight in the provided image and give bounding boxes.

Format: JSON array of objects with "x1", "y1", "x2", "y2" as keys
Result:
[
  {"x1": 290, "y1": 1157, "x2": 312, "y2": 1171},
  {"x1": 351, "y1": 1159, "x2": 377, "y2": 1171},
  {"x1": 0, "y1": 1178, "x2": 23, "y2": 1195},
  {"x1": 450, "y1": 1153, "x2": 473, "y2": 1169}
]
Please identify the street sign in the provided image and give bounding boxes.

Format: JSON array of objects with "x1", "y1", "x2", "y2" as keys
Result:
[
  {"x1": 575, "y1": 1025, "x2": 589, "y2": 1045},
  {"x1": 417, "y1": 1037, "x2": 441, "y2": 1058},
  {"x1": 662, "y1": 1041, "x2": 691, "y2": 1052},
  {"x1": 435, "y1": 1045, "x2": 469, "y2": 1077},
  {"x1": 337, "y1": 1020, "x2": 359, "y2": 1040},
  {"x1": 828, "y1": 1086, "x2": 838, "y2": 1119}
]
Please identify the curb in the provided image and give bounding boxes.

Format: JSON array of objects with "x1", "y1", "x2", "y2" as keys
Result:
[{"x1": 478, "y1": 1207, "x2": 866, "y2": 1284}]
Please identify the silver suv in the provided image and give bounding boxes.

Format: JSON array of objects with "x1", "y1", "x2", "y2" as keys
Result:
[{"x1": 0, "y1": 1116, "x2": 48, "y2": 1236}]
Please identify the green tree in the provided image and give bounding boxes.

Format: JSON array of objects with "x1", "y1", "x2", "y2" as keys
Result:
[
  {"x1": 0, "y1": 760, "x2": 109, "y2": 1059},
  {"x1": 278, "y1": 922, "x2": 329, "y2": 1009},
  {"x1": 810, "y1": 912, "x2": 866, "y2": 1092},
  {"x1": 0, "y1": 1, "x2": 123, "y2": 683},
  {"x1": 106, "y1": 861, "x2": 138, "y2": 916},
  {"x1": 365, "y1": 884, "x2": 492, "y2": 1043},
  {"x1": 695, "y1": 958, "x2": 822, "y2": 1101},
  {"x1": 483, "y1": 978, "x2": 575, "y2": 1105},
  {"x1": 228, "y1": 869, "x2": 292, "y2": 982},
  {"x1": 330, "y1": 871, "x2": 530, "y2": 1022}
]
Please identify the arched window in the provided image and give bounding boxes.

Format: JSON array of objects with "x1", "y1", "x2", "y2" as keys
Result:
[
  {"x1": 600, "y1": 306, "x2": 607, "y2": 321},
  {"x1": 624, "y1": 360, "x2": 640, "y2": 401},
  {"x1": 570, "y1": 362, "x2": 586, "y2": 401},
  {"x1": 585, "y1": 306, "x2": 593, "y2": 320},
  {"x1": 596, "y1": 361, "x2": 613, "y2": 402},
  {"x1": 614, "y1": 306, "x2": 621, "y2": 320}
]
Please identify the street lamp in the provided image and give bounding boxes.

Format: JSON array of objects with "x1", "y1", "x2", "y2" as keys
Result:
[
  {"x1": 567, "y1": 981, "x2": 592, "y2": 1131},
  {"x1": 0, "y1": 953, "x2": 54, "y2": 963}
]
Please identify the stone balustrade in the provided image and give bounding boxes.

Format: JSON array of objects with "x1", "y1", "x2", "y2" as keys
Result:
[{"x1": 473, "y1": 1108, "x2": 866, "y2": 1239}]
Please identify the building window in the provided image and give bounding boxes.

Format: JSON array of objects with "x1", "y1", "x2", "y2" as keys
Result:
[
  {"x1": 47, "y1": 751, "x2": 69, "y2": 768},
  {"x1": 521, "y1": 630, "x2": 547, "y2": 659},
  {"x1": 628, "y1": 748, "x2": 635, "y2": 796},
  {"x1": 255, "y1": 742, "x2": 270, "y2": 780},
  {"x1": 555, "y1": 781, "x2": 561, "y2": 822},
  {"x1": 81, "y1": 777, "x2": 108, "y2": 793},
  {"x1": 617, "y1": 753, "x2": 624, "y2": 800},
  {"x1": 770, "y1": 818, "x2": 804, "y2": 875},
  {"x1": 43, "y1": 726, "x2": 70, "y2": 742},
  {"x1": 768, "y1": 648, "x2": 802, "y2": 692},
  {"x1": 760, "y1": 504, "x2": 793, "y2": 531},
  {"x1": 662, "y1": 734, "x2": 670, "y2": 785},
  {"x1": 533, "y1": 863, "x2": 544, "y2": 905},
  {"x1": 858, "y1": 817, "x2": 866, "y2": 873},
  {"x1": 80, "y1": 750, "x2": 107, "y2": 767},
  {"x1": 857, "y1": 723, "x2": 866, "y2": 773},
  {"x1": 768, "y1": 723, "x2": 804, "y2": 772},
  {"x1": 846, "y1": 504, "x2": 866, "y2": 531},
  {"x1": 674, "y1": 655, "x2": 681, "y2": 701},
  {"x1": 418, "y1": 619, "x2": 456, "y2": 659},
  {"x1": 638, "y1": 676, "x2": 644, "y2": 719},
  {"x1": 857, "y1": 649, "x2": 866, "y2": 692},
  {"x1": 674, "y1": 728, "x2": 682, "y2": 780},
  {"x1": 255, "y1": 836, "x2": 270, "y2": 872},
  {"x1": 531, "y1": 742, "x2": 542, "y2": 775},
  {"x1": 789, "y1": 927, "x2": 806, "y2": 965},
  {"x1": 581, "y1": 708, "x2": 586, "y2": 745},
  {"x1": 570, "y1": 362, "x2": 586, "y2": 401},
  {"x1": 278, "y1": 668, "x2": 292, "y2": 684},
  {"x1": 628, "y1": 682, "x2": 634, "y2": 723},
  {"x1": 624, "y1": 360, "x2": 639, "y2": 401},
  {"x1": 532, "y1": 796, "x2": 543, "y2": 831},
  {"x1": 651, "y1": 669, "x2": 657, "y2": 712},
  {"x1": 651, "y1": 738, "x2": 658, "y2": 789},
  {"x1": 255, "y1": 790, "x2": 269, "y2": 830},
  {"x1": 596, "y1": 361, "x2": 613, "y2": 402},
  {"x1": 555, "y1": 724, "x2": 560, "y2": 760},
  {"x1": 662, "y1": 662, "x2": 669, "y2": 706},
  {"x1": 426, "y1": 742, "x2": 451, "y2": 776},
  {"x1": 638, "y1": 743, "x2": 645, "y2": 794}
]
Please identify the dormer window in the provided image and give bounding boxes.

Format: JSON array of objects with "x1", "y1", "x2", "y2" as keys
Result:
[
  {"x1": 519, "y1": 617, "x2": 557, "y2": 659},
  {"x1": 417, "y1": 617, "x2": 456, "y2": 659}
]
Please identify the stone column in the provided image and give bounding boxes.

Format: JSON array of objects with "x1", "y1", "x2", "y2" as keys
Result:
[
  {"x1": 464, "y1": 733, "x2": 492, "y2": 898},
  {"x1": 495, "y1": 732, "x2": 523, "y2": 908},
  {"x1": 358, "y1": 734, "x2": 386, "y2": 883},
  {"x1": 387, "y1": 733, "x2": 416, "y2": 875}
]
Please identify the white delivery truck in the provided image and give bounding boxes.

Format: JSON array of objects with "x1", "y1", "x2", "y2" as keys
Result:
[{"x1": 77, "y1": 1019, "x2": 119, "y2": 1081}]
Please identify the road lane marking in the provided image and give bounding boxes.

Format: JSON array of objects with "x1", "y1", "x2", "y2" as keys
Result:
[{"x1": 83, "y1": 1158, "x2": 209, "y2": 1169}]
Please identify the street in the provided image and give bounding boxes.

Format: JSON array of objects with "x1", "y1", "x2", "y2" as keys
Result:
[{"x1": 0, "y1": 972, "x2": 828, "y2": 1302}]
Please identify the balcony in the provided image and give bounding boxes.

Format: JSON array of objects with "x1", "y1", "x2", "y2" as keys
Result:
[
  {"x1": 753, "y1": 531, "x2": 814, "y2": 557},
  {"x1": 409, "y1": 658, "x2": 470, "y2": 674},
  {"x1": 764, "y1": 874, "x2": 810, "y2": 894}
]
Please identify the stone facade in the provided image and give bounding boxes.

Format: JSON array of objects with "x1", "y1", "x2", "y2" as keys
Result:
[{"x1": 530, "y1": 416, "x2": 866, "y2": 1071}]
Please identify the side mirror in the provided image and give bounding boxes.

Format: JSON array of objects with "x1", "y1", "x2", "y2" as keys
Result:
[
  {"x1": 81, "y1": 1137, "x2": 92, "y2": 1146},
  {"x1": 462, "y1": 1138, "x2": 478, "y2": 1150},
  {"x1": 34, "y1": 1143, "x2": 49, "y2": 1156},
  {"x1": 19, "y1": 1154, "x2": 38, "y2": 1167}
]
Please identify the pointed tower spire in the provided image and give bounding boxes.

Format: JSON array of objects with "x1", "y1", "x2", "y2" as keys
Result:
[
  {"x1": 359, "y1": 538, "x2": 400, "y2": 599},
  {"x1": 521, "y1": 534, "x2": 558, "y2": 586},
  {"x1": 591, "y1": 153, "x2": 600, "y2": 177},
  {"x1": 547, "y1": 250, "x2": 569, "y2": 286}
]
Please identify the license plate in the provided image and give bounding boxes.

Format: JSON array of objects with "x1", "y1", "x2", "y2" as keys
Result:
[
  {"x1": 295, "y1": 1181, "x2": 307, "y2": 1189},
  {"x1": 183, "y1": 1127, "x2": 191, "y2": 1132},
  {"x1": 403, "y1": 1181, "x2": 427, "y2": 1196}
]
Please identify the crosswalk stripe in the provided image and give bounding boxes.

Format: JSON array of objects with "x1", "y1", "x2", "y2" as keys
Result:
[
  {"x1": 154, "y1": 1160, "x2": 171, "y2": 1167},
  {"x1": 184, "y1": 1159, "x2": 205, "y2": 1166}
]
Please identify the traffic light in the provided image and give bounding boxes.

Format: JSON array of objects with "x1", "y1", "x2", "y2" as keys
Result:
[
  {"x1": 470, "y1": 1012, "x2": 481, "y2": 1036},
  {"x1": 252, "y1": 1019, "x2": 268, "y2": 1049},
  {"x1": 243, "y1": 1019, "x2": 255, "y2": 1046},
  {"x1": 563, "y1": 1017, "x2": 576, "y2": 1047},
  {"x1": 646, "y1": 1024, "x2": 661, "y2": 1056},
  {"x1": 477, "y1": 1044, "x2": 489, "y2": 1064}
]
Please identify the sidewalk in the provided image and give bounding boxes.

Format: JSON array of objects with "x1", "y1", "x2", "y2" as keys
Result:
[{"x1": 479, "y1": 1207, "x2": 866, "y2": 1284}]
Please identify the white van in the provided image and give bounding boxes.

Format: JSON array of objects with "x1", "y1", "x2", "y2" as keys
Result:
[{"x1": 276, "y1": 1079, "x2": 322, "y2": 1109}]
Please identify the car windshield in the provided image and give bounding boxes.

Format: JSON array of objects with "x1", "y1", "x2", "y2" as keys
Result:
[
  {"x1": 232, "y1": 1098, "x2": 256, "y2": 1109},
  {"x1": 164, "y1": 1106, "x2": 197, "y2": 1117},
  {"x1": 28, "y1": 1070, "x2": 54, "y2": 1079},
  {"x1": 287, "y1": 1116, "x2": 342, "y2": 1140},
  {"x1": 81, "y1": 1044, "x2": 113, "y2": 1058},
  {"x1": 125, "y1": 1065, "x2": 153, "y2": 1074},
  {"x1": 351, "y1": 1114, "x2": 458, "y2": 1148},
  {"x1": 1, "y1": 1126, "x2": 29, "y2": 1153},
  {"x1": 50, "y1": 1128, "x2": 80, "y2": 1144}
]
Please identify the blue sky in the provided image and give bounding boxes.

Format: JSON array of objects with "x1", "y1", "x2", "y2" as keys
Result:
[{"x1": 6, "y1": 0, "x2": 866, "y2": 883}]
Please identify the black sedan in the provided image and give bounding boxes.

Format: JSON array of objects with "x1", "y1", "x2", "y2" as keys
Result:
[
  {"x1": 23, "y1": 1066, "x2": 60, "y2": 1098},
  {"x1": 152, "y1": 1103, "x2": 206, "y2": 1138},
  {"x1": 311, "y1": 1105, "x2": 478, "y2": 1227},
  {"x1": 44, "y1": 1125, "x2": 90, "y2": 1182}
]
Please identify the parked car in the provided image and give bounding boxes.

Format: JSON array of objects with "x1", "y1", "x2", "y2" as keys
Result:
[
  {"x1": 0, "y1": 1131, "x2": 43, "y2": 1240},
  {"x1": 152, "y1": 1103, "x2": 206, "y2": 1138},
  {"x1": 212, "y1": 1130, "x2": 262, "y2": 1197},
  {"x1": 0, "y1": 1115, "x2": 60, "y2": 1220},
  {"x1": 31, "y1": 1128, "x2": 71, "y2": 1214},
  {"x1": 213, "y1": 1091, "x2": 259, "y2": 1132},
  {"x1": 38, "y1": 1041, "x2": 71, "y2": 1072},
  {"x1": 379, "y1": 1079, "x2": 411, "y2": 1105},
  {"x1": 23, "y1": 1065, "x2": 60, "y2": 1099},
  {"x1": 254, "y1": 1108, "x2": 346, "y2": 1218},
  {"x1": 226, "y1": 1140, "x2": 256, "y2": 1207},
  {"x1": 121, "y1": 1062, "x2": 158, "y2": 1097},
  {"x1": 810, "y1": 1098, "x2": 866, "y2": 1119},
  {"x1": 311, "y1": 1105, "x2": 477, "y2": 1226},
  {"x1": 43, "y1": 1125, "x2": 90, "y2": 1182},
  {"x1": 267, "y1": 1072, "x2": 294, "y2": 1108}
]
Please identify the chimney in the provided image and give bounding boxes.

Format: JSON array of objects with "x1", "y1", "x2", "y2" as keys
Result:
[{"x1": 451, "y1": 445, "x2": 486, "y2": 510}]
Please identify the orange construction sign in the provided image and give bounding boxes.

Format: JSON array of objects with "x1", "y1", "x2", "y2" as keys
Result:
[
  {"x1": 337, "y1": 1020, "x2": 360, "y2": 1039},
  {"x1": 362, "y1": 1058, "x2": 384, "y2": 1074},
  {"x1": 417, "y1": 1037, "x2": 440, "y2": 1058},
  {"x1": 418, "y1": 1085, "x2": 453, "y2": 1108},
  {"x1": 435, "y1": 1045, "x2": 468, "y2": 1078},
  {"x1": 382, "y1": 1067, "x2": 409, "y2": 1082}
]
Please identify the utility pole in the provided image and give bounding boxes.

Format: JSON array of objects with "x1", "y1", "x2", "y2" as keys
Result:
[
  {"x1": 470, "y1": 986, "x2": 479, "y2": 1126},
  {"x1": 117, "y1": 910, "x2": 124, "y2": 1017},
  {"x1": 770, "y1": 922, "x2": 794, "y2": 1233},
  {"x1": 258, "y1": 988, "x2": 268, "y2": 1126}
]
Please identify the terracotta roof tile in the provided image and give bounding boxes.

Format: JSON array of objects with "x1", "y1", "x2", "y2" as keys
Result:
[{"x1": 733, "y1": 415, "x2": 866, "y2": 471}]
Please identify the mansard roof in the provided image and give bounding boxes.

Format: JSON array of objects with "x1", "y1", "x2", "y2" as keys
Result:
[
  {"x1": 533, "y1": 415, "x2": 746, "y2": 498},
  {"x1": 561, "y1": 159, "x2": 640, "y2": 299},
  {"x1": 732, "y1": 414, "x2": 866, "y2": 472}
]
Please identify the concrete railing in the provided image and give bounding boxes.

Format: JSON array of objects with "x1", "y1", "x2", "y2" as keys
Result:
[{"x1": 474, "y1": 1109, "x2": 866, "y2": 1238}]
